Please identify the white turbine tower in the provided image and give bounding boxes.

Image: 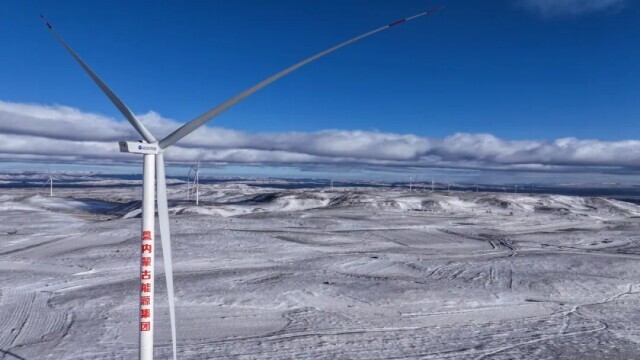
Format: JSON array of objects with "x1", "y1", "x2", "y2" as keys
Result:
[
  {"x1": 42, "y1": 170, "x2": 55, "y2": 197},
  {"x1": 409, "y1": 175, "x2": 420, "y2": 192},
  {"x1": 187, "y1": 160, "x2": 200, "y2": 205},
  {"x1": 41, "y1": 6, "x2": 442, "y2": 360},
  {"x1": 186, "y1": 168, "x2": 190, "y2": 201}
]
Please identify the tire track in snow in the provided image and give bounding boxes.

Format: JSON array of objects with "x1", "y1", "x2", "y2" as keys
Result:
[{"x1": 474, "y1": 283, "x2": 640, "y2": 359}]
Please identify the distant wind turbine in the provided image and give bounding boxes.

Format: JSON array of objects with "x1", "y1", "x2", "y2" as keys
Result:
[
  {"x1": 409, "y1": 175, "x2": 420, "y2": 191},
  {"x1": 41, "y1": 6, "x2": 443, "y2": 360},
  {"x1": 187, "y1": 160, "x2": 200, "y2": 205},
  {"x1": 42, "y1": 170, "x2": 55, "y2": 197}
]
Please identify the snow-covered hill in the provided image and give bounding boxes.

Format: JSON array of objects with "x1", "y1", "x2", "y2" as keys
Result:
[{"x1": 2, "y1": 183, "x2": 640, "y2": 359}]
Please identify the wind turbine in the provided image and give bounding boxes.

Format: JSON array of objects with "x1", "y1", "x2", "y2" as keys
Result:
[
  {"x1": 42, "y1": 170, "x2": 55, "y2": 197},
  {"x1": 41, "y1": 6, "x2": 443, "y2": 360},
  {"x1": 186, "y1": 168, "x2": 190, "y2": 201},
  {"x1": 187, "y1": 160, "x2": 200, "y2": 205},
  {"x1": 412, "y1": 175, "x2": 420, "y2": 192}
]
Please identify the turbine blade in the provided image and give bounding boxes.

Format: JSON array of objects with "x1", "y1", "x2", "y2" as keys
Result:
[
  {"x1": 158, "y1": 6, "x2": 443, "y2": 149},
  {"x1": 155, "y1": 154, "x2": 177, "y2": 360},
  {"x1": 40, "y1": 15, "x2": 157, "y2": 143}
]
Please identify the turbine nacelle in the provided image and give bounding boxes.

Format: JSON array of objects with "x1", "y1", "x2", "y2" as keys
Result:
[{"x1": 119, "y1": 141, "x2": 161, "y2": 155}]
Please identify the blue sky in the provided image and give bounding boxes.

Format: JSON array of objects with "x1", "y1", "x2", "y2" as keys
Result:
[{"x1": 1, "y1": 0, "x2": 639, "y2": 182}]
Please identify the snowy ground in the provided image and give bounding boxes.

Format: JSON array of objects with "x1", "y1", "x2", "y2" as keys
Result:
[{"x1": 2, "y1": 182, "x2": 640, "y2": 359}]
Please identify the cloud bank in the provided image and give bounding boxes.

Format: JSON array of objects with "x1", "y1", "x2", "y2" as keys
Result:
[
  {"x1": 1, "y1": 100, "x2": 638, "y2": 175},
  {"x1": 518, "y1": 0, "x2": 625, "y2": 16}
]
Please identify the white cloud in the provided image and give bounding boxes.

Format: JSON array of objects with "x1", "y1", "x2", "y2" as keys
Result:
[
  {"x1": 0, "y1": 101, "x2": 134, "y2": 141},
  {"x1": 518, "y1": 0, "x2": 625, "y2": 16},
  {"x1": 1, "y1": 100, "x2": 639, "y2": 175}
]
